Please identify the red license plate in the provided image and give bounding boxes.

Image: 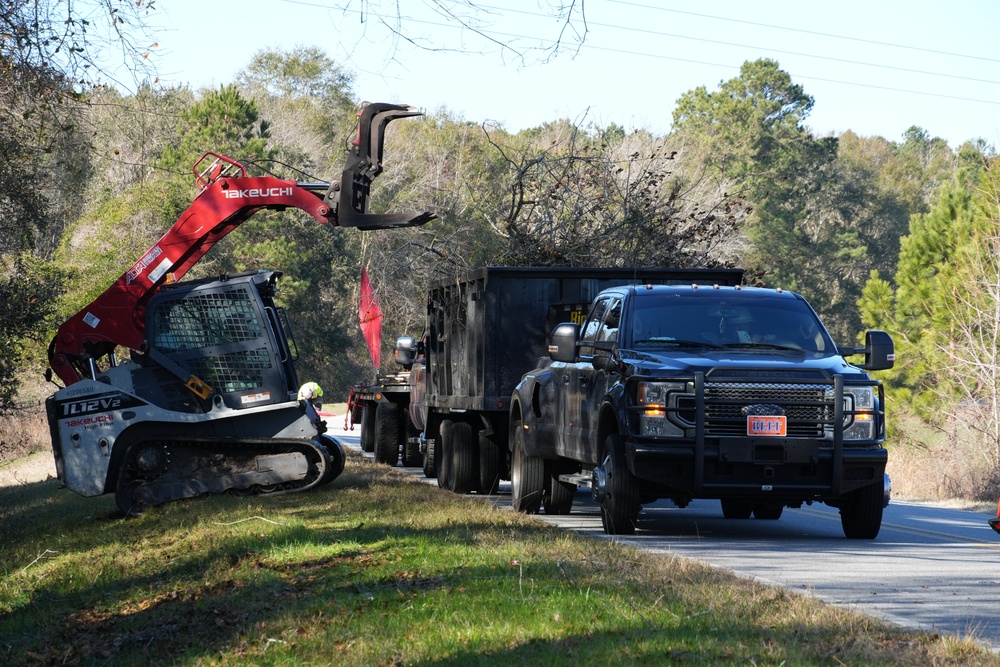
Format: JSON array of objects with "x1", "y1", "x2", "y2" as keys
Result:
[{"x1": 747, "y1": 415, "x2": 786, "y2": 436}]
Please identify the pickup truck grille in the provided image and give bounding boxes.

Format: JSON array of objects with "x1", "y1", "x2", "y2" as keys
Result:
[{"x1": 687, "y1": 382, "x2": 835, "y2": 437}]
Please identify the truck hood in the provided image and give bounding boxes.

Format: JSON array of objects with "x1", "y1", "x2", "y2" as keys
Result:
[{"x1": 621, "y1": 347, "x2": 870, "y2": 381}]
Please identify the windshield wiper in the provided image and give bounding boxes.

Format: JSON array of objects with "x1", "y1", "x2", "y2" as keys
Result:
[
  {"x1": 633, "y1": 338, "x2": 725, "y2": 349},
  {"x1": 722, "y1": 342, "x2": 804, "y2": 352}
]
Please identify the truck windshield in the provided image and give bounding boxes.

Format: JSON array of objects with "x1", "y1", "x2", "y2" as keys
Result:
[{"x1": 630, "y1": 292, "x2": 834, "y2": 354}]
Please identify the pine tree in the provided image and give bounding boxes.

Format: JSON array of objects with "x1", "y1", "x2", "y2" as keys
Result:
[
  {"x1": 156, "y1": 85, "x2": 274, "y2": 173},
  {"x1": 859, "y1": 174, "x2": 975, "y2": 416}
]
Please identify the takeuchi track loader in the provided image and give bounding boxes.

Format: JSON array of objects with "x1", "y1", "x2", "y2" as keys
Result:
[{"x1": 44, "y1": 103, "x2": 434, "y2": 516}]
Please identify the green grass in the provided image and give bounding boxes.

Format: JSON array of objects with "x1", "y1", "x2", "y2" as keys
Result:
[{"x1": 0, "y1": 453, "x2": 995, "y2": 666}]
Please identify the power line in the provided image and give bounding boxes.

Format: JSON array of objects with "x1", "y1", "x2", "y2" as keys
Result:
[
  {"x1": 473, "y1": 2, "x2": 1000, "y2": 87},
  {"x1": 609, "y1": 0, "x2": 1000, "y2": 65},
  {"x1": 281, "y1": 0, "x2": 1000, "y2": 107},
  {"x1": 581, "y1": 42, "x2": 1000, "y2": 107}
]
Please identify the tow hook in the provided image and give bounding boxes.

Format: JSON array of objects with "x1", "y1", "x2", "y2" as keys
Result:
[
  {"x1": 883, "y1": 472, "x2": 892, "y2": 508},
  {"x1": 592, "y1": 466, "x2": 607, "y2": 503}
]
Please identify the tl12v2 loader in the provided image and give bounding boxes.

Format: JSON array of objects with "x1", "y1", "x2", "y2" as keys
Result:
[{"x1": 45, "y1": 103, "x2": 433, "y2": 515}]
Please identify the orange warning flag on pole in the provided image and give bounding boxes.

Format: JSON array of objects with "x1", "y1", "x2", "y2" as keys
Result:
[{"x1": 359, "y1": 267, "x2": 382, "y2": 370}]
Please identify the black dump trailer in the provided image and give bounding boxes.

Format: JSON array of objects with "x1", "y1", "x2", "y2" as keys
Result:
[{"x1": 409, "y1": 266, "x2": 743, "y2": 494}]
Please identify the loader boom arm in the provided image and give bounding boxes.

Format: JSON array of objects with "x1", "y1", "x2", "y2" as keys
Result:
[{"x1": 49, "y1": 103, "x2": 434, "y2": 386}]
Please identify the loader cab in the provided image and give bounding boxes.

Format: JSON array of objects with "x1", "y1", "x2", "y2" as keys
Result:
[{"x1": 146, "y1": 270, "x2": 300, "y2": 410}]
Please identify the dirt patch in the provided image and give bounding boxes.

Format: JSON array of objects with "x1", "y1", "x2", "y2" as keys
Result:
[{"x1": 0, "y1": 450, "x2": 56, "y2": 488}]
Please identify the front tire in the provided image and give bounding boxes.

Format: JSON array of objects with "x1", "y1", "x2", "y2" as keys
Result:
[
  {"x1": 510, "y1": 419, "x2": 544, "y2": 513},
  {"x1": 840, "y1": 482, "x2": 884, "y2": 539},
  {"x1": 599, "y1": 433, "x2": 640, "y2": 535}
]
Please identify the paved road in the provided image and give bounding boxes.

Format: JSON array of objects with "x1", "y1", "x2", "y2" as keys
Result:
[{"x1": 327, "y1": 421, "x2": 1000, "y2": 650}]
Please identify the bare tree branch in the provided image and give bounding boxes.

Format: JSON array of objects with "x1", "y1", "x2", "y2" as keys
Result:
[
  {"x1": 479, "y1": 121, "x2": 751, "y2": 268},
  {"x1": 331, "y1": 0, "x2": 589, "y2": 67},
  {"x1": 1, "y1": 0, "x2": 158, "y2": 91}
]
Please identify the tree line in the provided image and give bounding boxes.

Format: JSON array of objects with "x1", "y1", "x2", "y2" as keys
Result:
[{"x1": 3, "y1": 4, "x2": 998, "y2": 495}]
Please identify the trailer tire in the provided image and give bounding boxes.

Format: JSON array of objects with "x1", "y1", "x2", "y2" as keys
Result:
[
  {"x1": 360, "y1": 405, "x2": 375, "y2": 453},
  {"x1": 374, "y1": 400, "x2": 402, "y2": 466},
  {"x1": 422, "y1": 436, "x2": 437, "y2": 479},
  {"x1": 599, "y1": 433, "x2": 640, "y2": 535},
  {"x1": 402, "y1": 419, "x2": 422, "y2": 467},
  {"x1": 478, "y1": 433, "x2": 503, "y2": 495},
  {"x1": 436, "y1": 420, "x2": 453, "y2": 489},
  {"x1": 447, "y1": 421, "x2": 477, "y2": 494},
  {"x1": 511, "y1": 419, "x2": 544, "y2": 513},
  {"x1": 840, "y1": 481, "x2": 884, "y2": 539}
]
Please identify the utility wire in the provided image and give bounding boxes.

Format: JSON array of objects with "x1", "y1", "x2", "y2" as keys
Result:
[
  {"x1": 609, "y1": 0, "x2": 1000, "y2": 65},
  {"x1": 283, "y1": 0, "x2": 1000, "y2": 105},
  {"x1": 469, "y1": 2, "x2": 1000, "y2": 87},
  {"x1": 583, "y1": 42, "x2": 1000, "y2": 106}
]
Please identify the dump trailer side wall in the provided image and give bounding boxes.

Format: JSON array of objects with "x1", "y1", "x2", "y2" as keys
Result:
[{"x1": 425, "y1": 267, "x2": 742, "y2": 415}]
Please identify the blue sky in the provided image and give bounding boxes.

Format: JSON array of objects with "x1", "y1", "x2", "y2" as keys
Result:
[{"x1": 136, "y1": 0, "x2": 1000, "y2": 148}]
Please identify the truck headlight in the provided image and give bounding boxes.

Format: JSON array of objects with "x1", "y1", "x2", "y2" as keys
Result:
[
  {"x1": 637, "y1": 381, "x2": 687, "y2": 437},
  {"x1": 844, "y1": 386, "x2": 875, "y2": 440}
]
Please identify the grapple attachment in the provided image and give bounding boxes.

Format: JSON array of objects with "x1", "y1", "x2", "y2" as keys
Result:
[{"x1": 326, "y1": 102, "x2": 437, "y2": 229}]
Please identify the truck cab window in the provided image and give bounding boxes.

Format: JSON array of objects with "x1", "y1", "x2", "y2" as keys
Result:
[
  {"x1": 596, "y1": 298, "x2": 622, "y2": 343},
  {"x1": 579, "y1": 297, "x2": 611, "y2": 357}
]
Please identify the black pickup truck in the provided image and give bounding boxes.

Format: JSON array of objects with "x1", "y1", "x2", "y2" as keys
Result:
[
  {"x1": 509, "y1": 283, "x2": 894, "y2": 539},
  {"x1": 401, "y1": 266, "x2": 742, "y2": 493}
]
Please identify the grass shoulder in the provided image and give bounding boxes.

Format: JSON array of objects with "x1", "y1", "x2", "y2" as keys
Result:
[{"x1": 0, "y1": 452, "x2": 995, "y2": 666}]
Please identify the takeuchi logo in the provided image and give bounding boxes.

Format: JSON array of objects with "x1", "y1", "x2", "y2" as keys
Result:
[{"x1": 223, "y1": 187, "x2": 294, "y2": 199}]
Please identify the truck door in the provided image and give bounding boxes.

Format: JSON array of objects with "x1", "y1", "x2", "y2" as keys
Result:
[{"x1": 562, "y1": 296, "x2": 620, "y2": 464}]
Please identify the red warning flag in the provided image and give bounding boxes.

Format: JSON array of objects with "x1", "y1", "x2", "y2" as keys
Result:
[{"x1": 359, "y1": 267, "x2": 382, "y2": 370}]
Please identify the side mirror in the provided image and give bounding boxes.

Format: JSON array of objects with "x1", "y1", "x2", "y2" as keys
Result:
[
  {"x1": 862, "y1": 330, "x2": 895, "y2": 370},
  {"x1": 841, "y1": 330, "x2": 895, "y2": 371},
  {"x1": 549, "y1": 323, "x2": 579, "y2": 363},
  {"x1": 394, "y1": 335, "x2": 417, "y2": 369}
]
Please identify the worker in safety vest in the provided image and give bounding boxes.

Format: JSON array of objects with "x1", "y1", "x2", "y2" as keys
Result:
[{"x1": 298, "y1": 381, "x2": 324, "y2": 411}]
